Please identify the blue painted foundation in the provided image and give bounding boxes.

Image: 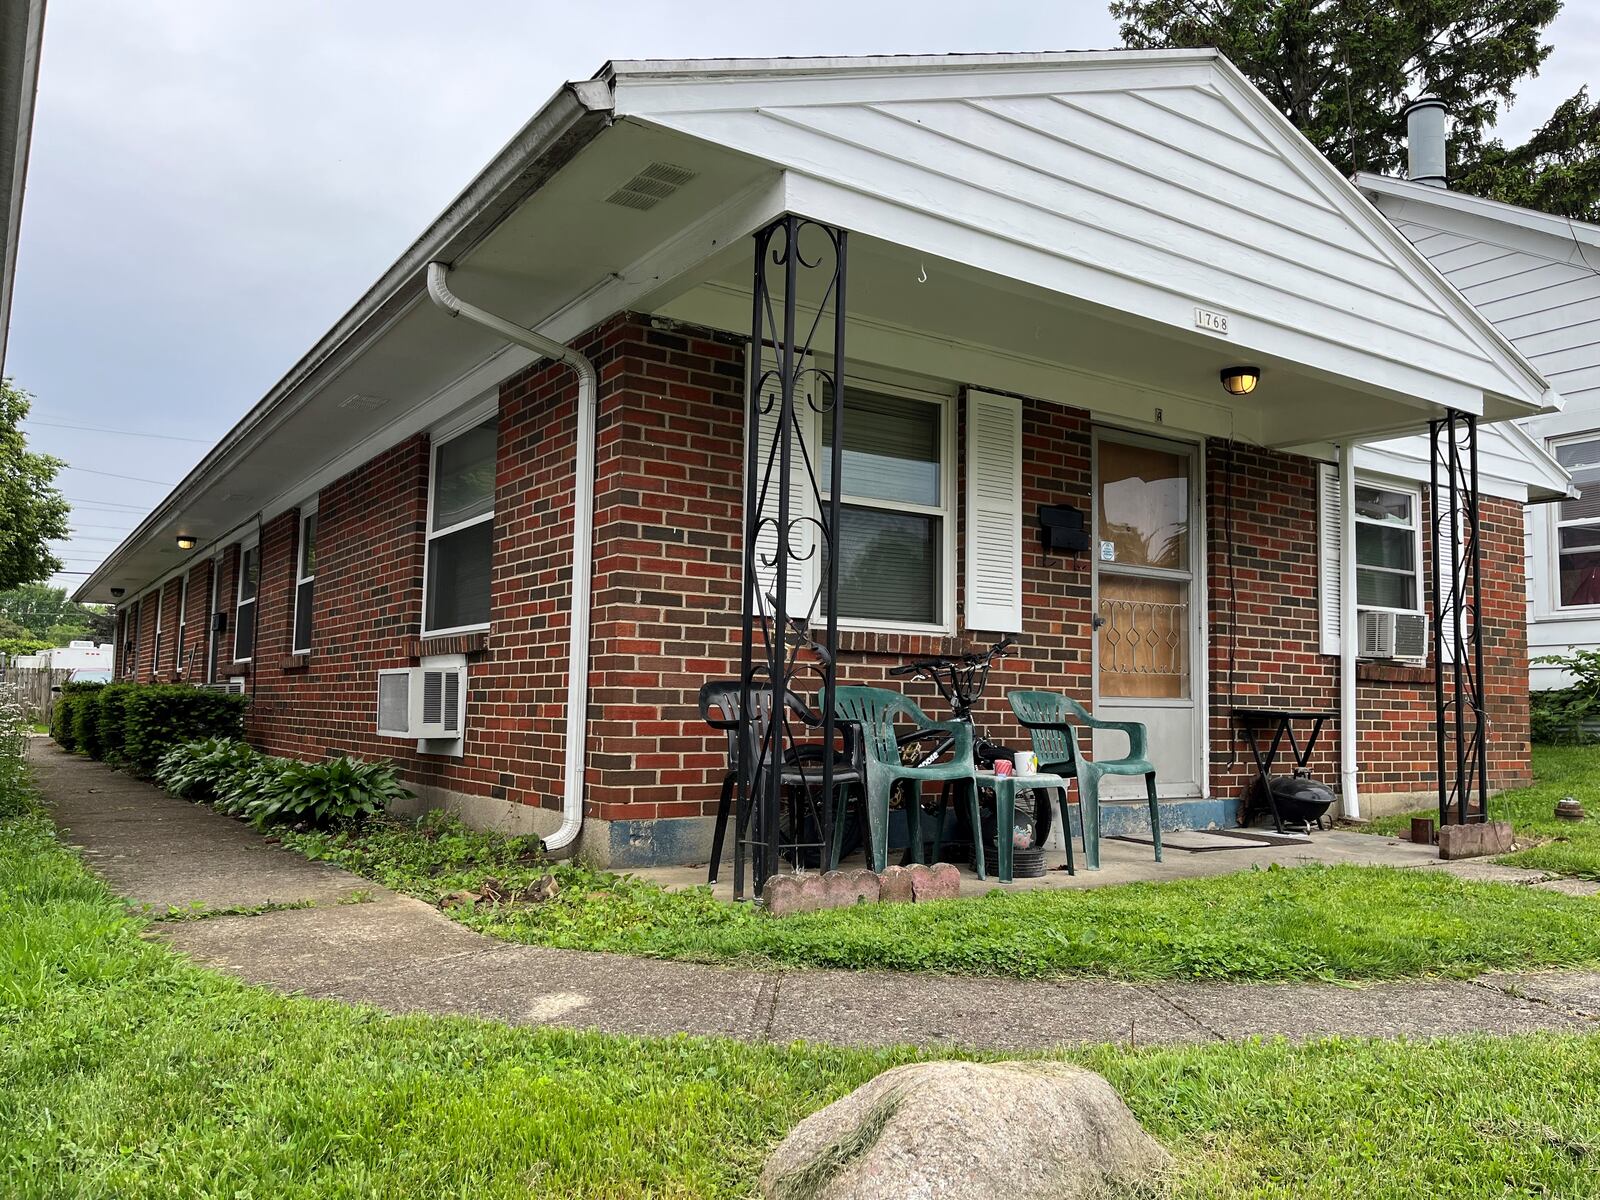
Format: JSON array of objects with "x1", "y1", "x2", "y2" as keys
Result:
[{"x1": 595, "y1": 796, "x2": 1244, "y2": 868}]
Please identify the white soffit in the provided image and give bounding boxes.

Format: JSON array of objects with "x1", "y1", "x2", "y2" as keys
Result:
[
  {"x1": 610, "y1": 50, "x2": 1556, "y2": 420},
  {"x1": 1355, "y1": 421, "x2": 1575, "y2": 504}
]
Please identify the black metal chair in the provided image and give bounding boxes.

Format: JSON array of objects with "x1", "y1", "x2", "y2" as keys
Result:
[{"x1": 700, "y1": 680, "x2": 862, "y2": 884}]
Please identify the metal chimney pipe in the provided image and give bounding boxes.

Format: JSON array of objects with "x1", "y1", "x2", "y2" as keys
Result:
[{"x1": 1405, "y1": 95, "x2": 1448, "y2": 187}]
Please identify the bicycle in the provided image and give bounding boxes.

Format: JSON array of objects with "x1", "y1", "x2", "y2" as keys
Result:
[{"x1": 886, "y1": 634, "x2": 1057, "y2": 860}]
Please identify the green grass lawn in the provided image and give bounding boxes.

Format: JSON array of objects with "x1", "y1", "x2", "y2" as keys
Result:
[
  {"x1": 1367, "y1": 744, "x2": 1600, "y2": 879},
  {"x1": 10, "y1": 782, "x2": 1600, "y2": 1196},
  {"x1": 282, "y1": 811, "x2": 1600, "y2": 983}
]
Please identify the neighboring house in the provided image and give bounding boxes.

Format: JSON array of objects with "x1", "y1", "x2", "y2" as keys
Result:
[
  {"x1": 77, "y1": 51, "x2": 1567, "y2": 864},
  {"x1": 1355, "y1": 129, "x2": 1600, "y2": 691},
  {"x1": 0, "y1": 0, "x2": 44, "y2": 373}
]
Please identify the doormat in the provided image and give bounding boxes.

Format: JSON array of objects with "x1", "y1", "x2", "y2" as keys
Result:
[{"x1": 1108, "y1": 830, "x2": 1278, "y2": 853}]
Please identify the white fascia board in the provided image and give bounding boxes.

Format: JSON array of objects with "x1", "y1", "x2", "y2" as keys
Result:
[
  {"x1": 72, "y1": 78, "x2": 616, "y2": 604},
  {"x1": 1202, "y1": 59, "x2": 1556, "y2": 417},
  {"x1": 248, "y1": 170, "x2": 787, "y2": 530},
  {"x1": 612, "y1": 54, "x2": 1218, "y2": 116},
  {"x1": 1357, "y1": 172, "x2": 1600, "y2": 260}
]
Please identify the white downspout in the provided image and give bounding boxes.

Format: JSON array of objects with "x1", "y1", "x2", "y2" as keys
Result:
[
  {"x1": 425, "y1": 262, "x2": 595, "y2": 853},
  {"x1": 1339, "y1": 442, "x2": 1361, "y2": 819}
]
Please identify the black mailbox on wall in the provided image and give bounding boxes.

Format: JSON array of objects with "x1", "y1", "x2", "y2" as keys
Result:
[{"x1": 1038, "y1": 504, "x2": 1089, "y2": 555}]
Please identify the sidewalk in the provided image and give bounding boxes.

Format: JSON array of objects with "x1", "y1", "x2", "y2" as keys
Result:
[{"x1": 32, "y1": 742, "x2": 1600, "y2": 1050}]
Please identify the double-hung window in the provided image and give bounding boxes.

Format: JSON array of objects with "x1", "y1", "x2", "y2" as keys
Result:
[
  {"x1": 819, "y1": 386, "x2": 950, "y2": 629},
  {"x1": 1353, "y1": 482, "x2": 1422, "y2": 613},
  {"x1": 151, "y1": 588, "x2": 164, "y2": 677},
  {"x1": 175, "y1": 574, "x2": 188, "y2": 676},
  {"x1": 233, "y1": 543, "x2": 259, "y2": 662},
  {"x1": 425, "y1": 417, "x2": 497, "y2": 634},
  {"x1": 1553, "y1": 436, "x2": 1600, "y2": 608},
  {"x1": 293, "y1": 511, "x2": 317, "y2": 654}
]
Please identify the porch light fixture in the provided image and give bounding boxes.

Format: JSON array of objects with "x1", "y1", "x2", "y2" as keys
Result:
[
  {"x1": 176, "y1": 535, "x2": 197, "y2": 551},
  {"x1": 1220, "y1": 366, "x2": 1260, "y2": 396},
  {"x1": 110, "y1": 587, "x2": 125, "y2": 598}
]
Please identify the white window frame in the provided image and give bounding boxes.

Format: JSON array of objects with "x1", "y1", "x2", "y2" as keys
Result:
[
  {"x1": 233, "y1": 538, "x2": 259, "y2": 663},
  {"x1": 292, "y1": 503, "x2": 317, "y2": 655},
  {"x1": 205, "y1": 554, "x2": 220, "y2": 684},
  {"x1": 821, "y1": 376, "x2": 957, "y2": 637},
  {"x1": 422, "y1": 413, "x2": 497, "y2": 638},
  {"x1": 1549, "y1": 432, "x2": 1600, "y2": 613},
  {"x1": 175, "y1": 571, "x2": 188, "y2": 677},
  {"x1": 1353, "y1": 478, "x2": 1424, "y2": 619},
  {"x1": 150, "y1": 587, "x2": 164, "y2": 679}
]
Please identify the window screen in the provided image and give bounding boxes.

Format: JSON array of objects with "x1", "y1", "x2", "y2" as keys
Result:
[
  {"x1": 425, "y1": 418, "x2": 497, "y2": 632},
  {"x1": 1353, "y1": 484, "x2": 1418, "y2": 611},
  {"x1": 818, "y1": 388, "x2": 946, "y2": 625}
]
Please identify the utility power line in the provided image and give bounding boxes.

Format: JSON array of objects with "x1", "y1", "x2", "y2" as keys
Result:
[
  {"x1": 24, "y1": 418, "x2": 212, "y2": 444},
  {"x1": 59, "y1": 465, "x2": 175, "y2": 487}
]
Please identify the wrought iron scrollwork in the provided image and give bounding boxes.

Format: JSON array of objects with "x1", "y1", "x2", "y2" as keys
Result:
[
  {"x1": 736, "y1": 215, "x2": 848, "y2": 900},
  {"x1": 1429, "y1": 410, "x2": 1488, "y2": 827}
]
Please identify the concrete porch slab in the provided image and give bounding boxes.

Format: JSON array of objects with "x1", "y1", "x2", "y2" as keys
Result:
[{"x1": 635, "y1": 826, "x2": 1441, "y2": 901}]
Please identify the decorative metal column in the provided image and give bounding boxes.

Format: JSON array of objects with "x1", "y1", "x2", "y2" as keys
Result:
[
  {"x1": 735, "y1": 215, "x2": 847, "y2": 901},
  {"x1": 1429, "y1": 410, "x2": 1489, "y2": 827}
]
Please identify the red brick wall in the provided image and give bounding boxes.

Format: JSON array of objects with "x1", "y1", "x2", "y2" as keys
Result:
[
  {"x1": 1205, "y1": 442, "x2": 1531, "y2": 807},
  {"x1": 185, "y1": 308, "x2": 1528, "y2": 849},
  {"x1": 175, "y1": 562, "x2": 212, "y2": 681}
]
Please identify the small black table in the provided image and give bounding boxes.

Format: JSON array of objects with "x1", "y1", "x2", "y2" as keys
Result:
[{"x1": 1231, "y1": 707, "x2": 1336, "y2": 833}]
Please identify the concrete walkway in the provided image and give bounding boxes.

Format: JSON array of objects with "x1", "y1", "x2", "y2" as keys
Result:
[{"x1": 32, "y1": 742, "x2": 1600, "y2": 1050}]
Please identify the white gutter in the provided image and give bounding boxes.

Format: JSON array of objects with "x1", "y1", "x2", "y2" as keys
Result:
[
  {"x1": 425, "y1": 262, "x2": 595, "y2": 854},
  {"x1": 1339, "y1": 442, "x2": 1360, "y2": 818}
]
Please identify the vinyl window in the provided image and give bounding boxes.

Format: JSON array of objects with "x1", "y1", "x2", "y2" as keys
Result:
[
  {"x1": 424, "y1": 418, "x2": 496, "y2": 634},
  {"x1": 175, "y1": 573, "x2": 188, "y2": 676},
  {"x1": 819, "y1": 387, "x2": 951, "y2": 628},
  {"x1": 1554, "y1": 436, "x2": 1600, "y2": 608},
  {"x1": 1353, "y1": 483, "x2": 1422, "y2": 614},
  {"x1": 233, "y1": 543, "x2": 258, "y2": 662},
  {"x1": 292, "y1": 512, "x2": 317, "y2": 654},
  {"x1": 150, "y1": 588, "x2": 164, "y2": 677}
]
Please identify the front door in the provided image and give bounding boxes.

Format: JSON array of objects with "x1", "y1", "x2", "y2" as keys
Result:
[{"x1": 1091, "y1": 430, "x2": 1203, "y2": 798}]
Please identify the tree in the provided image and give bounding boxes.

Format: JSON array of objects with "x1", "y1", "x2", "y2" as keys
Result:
[
  {"x1": 0, "y1": 380, "x2": 68, "y2": 589},
  {"x1": 1110, "y1": 0, "x2": 1598, "y2": 219},
  {"x1": 1456, "y1": 87, "x2": 1600, "y2": 222},
  {"x1": 0, "y1": 582, "x2": 112, "y2": 646}
]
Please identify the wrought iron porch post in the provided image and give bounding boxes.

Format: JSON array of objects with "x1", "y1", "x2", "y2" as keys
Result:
[
  {"x1": 1429, "y1": 410, "x2": 1488, "y2": 828},
  {"x1": 735, "y1": 214, "x2": 847, "y2": 901}
]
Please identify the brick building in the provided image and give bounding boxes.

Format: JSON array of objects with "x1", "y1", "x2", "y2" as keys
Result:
[{"x1": 85, "y1": 52, "x2": 1569, "y2": 867}]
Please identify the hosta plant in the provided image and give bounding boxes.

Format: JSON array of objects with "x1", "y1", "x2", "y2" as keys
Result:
[
  {"x1": 242, "y1": 756, "x2": 410, "y2": 829},
  {"x1": 155, "y1": 738, "x2": 261, "y2": 801}
]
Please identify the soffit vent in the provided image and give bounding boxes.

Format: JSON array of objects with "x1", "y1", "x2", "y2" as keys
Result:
[
  {"x1": 604, "y1": 161, "x2": 697, "y2": 211},
  {"x1": 340, "y1": 393, "x2": 387, "y2": 411}
]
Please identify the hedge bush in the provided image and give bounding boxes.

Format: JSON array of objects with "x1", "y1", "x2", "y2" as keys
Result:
[
  {"x1": 71, "y1": 686, "x2": 107, "y2": 758},
  {"x1": 94, "y1": 682, "x2": 139, "y2": 764},
  {"x1": 50, "y1": 681, "x2": 105, "y2": 754},
  {"x1": 120, "y1": 686, "x2": 248, "y2": 775}
]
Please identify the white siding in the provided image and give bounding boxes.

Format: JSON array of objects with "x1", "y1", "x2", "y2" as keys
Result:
[
  {"x1": 615, "y1": 54, "x2": 1548, "y2": 417},
  {"x1": 1363, "y1": 176, "x2": 1600, "y2": 683}
]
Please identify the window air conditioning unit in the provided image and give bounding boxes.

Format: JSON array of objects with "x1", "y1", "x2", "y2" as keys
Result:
[
  {"x1": 375, "y1": 664, "x2": 465, "y2": 740},
  {"x1": 1357, "y1": 610, "x2": 1429, "y2": 663}
]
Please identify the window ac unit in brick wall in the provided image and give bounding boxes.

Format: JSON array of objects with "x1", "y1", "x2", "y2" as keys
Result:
[
  {"x1": 1357, "y1": 610, "x2": 1428, "y2": 663},
  {"x1": 376, "y1": 665, "x2": 465, "y2": 740}
]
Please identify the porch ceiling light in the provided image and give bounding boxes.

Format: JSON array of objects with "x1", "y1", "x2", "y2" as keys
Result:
[
  {"x1": 1220, "y1": 366, "x2": 1260, "y2": 396},
  {"x1": 176, "y1": 535, "x2": 197, "y2": 551}
]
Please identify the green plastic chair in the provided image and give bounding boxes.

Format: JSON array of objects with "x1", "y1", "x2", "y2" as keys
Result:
[
  {"x1": 830, "y1": 686, "x2": 983, "y2": 878},
  {"x1": 1006, "y1": 690, "x2": 1162, "y2": 870}
]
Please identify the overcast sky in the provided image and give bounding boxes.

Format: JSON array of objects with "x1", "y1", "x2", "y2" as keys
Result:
[{"x1": 10, "y1": 1, "x2": 1598, "y2": 591}]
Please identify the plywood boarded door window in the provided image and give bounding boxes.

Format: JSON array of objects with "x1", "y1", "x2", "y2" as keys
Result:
[{"x1": 1095, "y1": 437, "x2": 1191, "y2": 700}]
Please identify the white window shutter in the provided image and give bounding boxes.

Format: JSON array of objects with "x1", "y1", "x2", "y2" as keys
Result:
[
  {"x1": 1436, "y1": 497, "x2": 1458, "y2": 663},
  {"x1": 1318, "y1": 463, "x2": 1343, "y2": 655},
  {"x1": 965, "y1": 389, "x2": 1024, "y2": 633},
  {"x1": 748, "y1": 362, "x2": 819, "y2": 616}
]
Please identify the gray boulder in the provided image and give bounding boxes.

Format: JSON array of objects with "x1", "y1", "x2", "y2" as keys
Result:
[{"x1": 761, "y1": 1060, "x2": 1170, "y2": 1200}]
